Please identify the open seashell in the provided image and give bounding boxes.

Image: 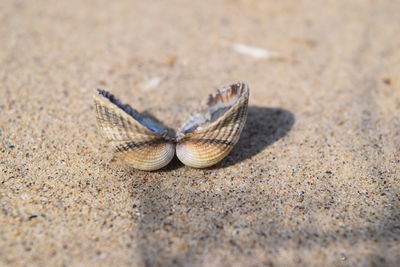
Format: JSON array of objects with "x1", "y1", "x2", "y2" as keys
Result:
[
  {"x1": 93, "y1": 82, "x2": 249, "y2": 170},
  {"x1": 176, "y1": 82, "x2": 249, "y2": 168}
]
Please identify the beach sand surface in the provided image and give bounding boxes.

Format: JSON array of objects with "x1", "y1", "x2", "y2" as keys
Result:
[{"x1": 0, "y1": 0, "x2": 399, "y2": 266}]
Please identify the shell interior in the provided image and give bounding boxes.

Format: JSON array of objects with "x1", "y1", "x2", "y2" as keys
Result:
[
  {"x1": 179, "y1": 83, "x2": 244, "y2": 135},
  {"x1": 97, "y1": 89, "x2": 174, "y2": 138}
]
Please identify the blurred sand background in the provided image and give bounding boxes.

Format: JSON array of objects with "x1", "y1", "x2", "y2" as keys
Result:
[{"x1": 1, "y1": 0, "x2": 399, "y2": 266}]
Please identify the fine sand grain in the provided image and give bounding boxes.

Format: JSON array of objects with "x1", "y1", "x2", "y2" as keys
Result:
[{"x1": 1, "y1": 0, "x2": 399, "y2": 266}]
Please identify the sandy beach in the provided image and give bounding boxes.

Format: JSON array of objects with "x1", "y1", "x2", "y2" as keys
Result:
[{"x1": 0, "y1": 0, "x2": 399, "y2": 266}]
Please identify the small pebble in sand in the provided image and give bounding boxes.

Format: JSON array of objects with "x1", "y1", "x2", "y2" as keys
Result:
[
  {"x1": 163, "y1": 55, "x2": 176, "y2": 67},
  {"x1": 28, "y1": 215, "x2": 38, "y2": 221},
  {"x1": 382, "y1": 78, "x2": 391, "y2": 85}
]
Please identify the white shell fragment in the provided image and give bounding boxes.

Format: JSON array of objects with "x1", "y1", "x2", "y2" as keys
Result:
[
  {"x1": 232, "y1": 43, "x2": 280, "y2": 59},
  {"x1": 142, "y1": 77, "x2": 161, "y2": 91}
]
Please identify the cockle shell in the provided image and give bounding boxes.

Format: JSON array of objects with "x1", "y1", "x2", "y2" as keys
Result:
[
  {"x1": 93, "y1": 82, "x2": 249, "y2": 170},
  {"x1": 93, "y1": 90, "x2": 175, "y2": 171},
  {"x1": 176, "y1": 82, "x2": 249, "y2": 168}
]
